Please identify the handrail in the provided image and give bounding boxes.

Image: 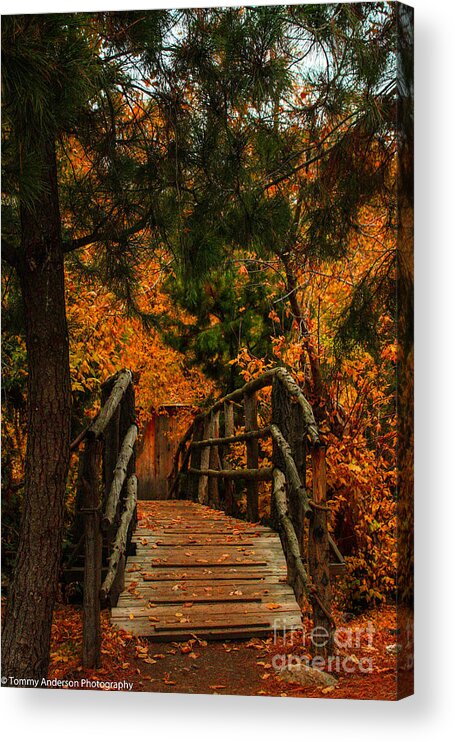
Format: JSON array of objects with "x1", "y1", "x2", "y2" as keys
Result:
[
  {"x1": 78, "y1": 368, "x2": 137, "y2": 669},
  {"x1": 186, "y1": 367, "x2": 319, "y2": 440},
  {"x1": 193, "y1": 367, "x2": 279, "y2": 420},
  {"x1": 101, "y1": 474, "x2": 137, "y2": 600},
  {"x1": 274, "y1": 368, "x2": 319, "y2": 444},
  {"x1": 189, "y1": 425, "x2": 271, "y2": 448},
  {"x1": 88, "y1": 369, "x2": 133, "y2": 439},
  {"x1": 270, "y1": 424, "x2": 312, "y2": 519},
  {"x1": 272, "y1": 468, "x2": 309, "y2": 604},
  {"x1": 169, "y1": 366, "x2": 320, "y2": 499},
  {"x1": 188, "y1": 466, "x2": 273, "y2": 481},
  {"x1": 103, "y1": 423, "x2": 137, "y2": 530}
]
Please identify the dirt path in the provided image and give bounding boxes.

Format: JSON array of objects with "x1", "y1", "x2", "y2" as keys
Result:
[
  {"x1": 47, "y1": 605, "x2": 409, "y2": 700},
  {"x1": 132, "y1": 638, "x2": 273, "y2": 695}
]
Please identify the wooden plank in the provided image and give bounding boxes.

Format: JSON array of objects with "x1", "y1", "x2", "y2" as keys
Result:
[
  {"x1": 140, "y1": 560, "x2": 270, "y2": 568},
  {"x1": 124, "y1": 576, "x2": 289, "y2": 588},
  {"x1": 112, "y1": 601, "x2": 300, "y2": 619},
  {"x1": 117, "y1": 594, "x2": 294, "y2": 608},
  {"x1": 134, "y1": 551, "x2": 284, "y2": 561},
  {"x1": 135, "y1": 528, "x2": 273, "y2": 535},
  {"x1": 117, "y1": 587, "x2": 295, "y2": 605},
  {"x1": 133, "y1": 543, "x2": 283, "y2": 553},
  {"x1": 129, "y1": 572, "x2": 287, "y2": 582},
  {"x1": 112, "y1": 612, "x2": 302, "y2": 640},
  {"x1": 133, "y1": 534, "x2": 268, "y2": 550},
  {"x1": 116, "y1": 611, "x2": 301, "y2": 630}
]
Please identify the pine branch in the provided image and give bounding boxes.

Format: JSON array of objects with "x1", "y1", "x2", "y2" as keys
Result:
[{"x1": 62, "y1": 215, "x2": 150, "y2": 254}]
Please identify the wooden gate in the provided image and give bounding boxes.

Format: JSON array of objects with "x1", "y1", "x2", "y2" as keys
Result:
[{"x1": 136, "y1": 404, "x2": 192, "y2": 499}]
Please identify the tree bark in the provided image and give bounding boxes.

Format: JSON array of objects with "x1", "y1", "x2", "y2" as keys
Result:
[{"x1": 1, "y1": 135, "x2": 72, "y2": 681}]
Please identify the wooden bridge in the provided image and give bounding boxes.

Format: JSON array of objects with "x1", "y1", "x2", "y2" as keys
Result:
[
  {"x1": 113, "y1": 500, "x2": 302, "y2": 640},
  {"x1": 70, "y1": 367, "x2": 344, "y2": 667}
]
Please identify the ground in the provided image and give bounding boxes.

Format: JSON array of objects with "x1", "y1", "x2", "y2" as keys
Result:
[{"x1": 47, "y1": 604, "x2": 411, "y2": 700}]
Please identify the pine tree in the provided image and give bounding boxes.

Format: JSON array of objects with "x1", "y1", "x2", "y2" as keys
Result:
[{"x1": 159, "y1": 3, "x2": 400, "y2": 421}]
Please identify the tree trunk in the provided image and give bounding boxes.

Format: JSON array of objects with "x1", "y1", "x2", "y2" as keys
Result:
[{"x1": 1, "y1": 135, "x2": 71, "y2": 681}]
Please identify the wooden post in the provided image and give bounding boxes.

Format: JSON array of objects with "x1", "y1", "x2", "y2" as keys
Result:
[
  {"x1": 198, "y1": 415, "x2": 213, "y2": 504},
  {"x1": 244, "y1": 391, "x2": 259, "y2": 521},
  {"x1": 208, "y1": 411, "x2": 220, "y2": 508},
  {"x1": 176, "y1": 442, "x2": 191, "y2": 500},
  {"x1": 189, "y1": 419, "x2": 203, "y2": 501},
  {"x1": 82, "y1": 435, "x2": 103, "y2": 669},
  {"x1": 309, "y1": 445, "x2": 333, "y2": 655},
  {"x1": 222, "y1": 402, "x2": 235, "y2": 514}
]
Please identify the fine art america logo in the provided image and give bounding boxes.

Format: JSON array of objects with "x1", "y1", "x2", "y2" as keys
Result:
[{"x1": 271, "y1": 618, "x2": 378, "y2": 674}]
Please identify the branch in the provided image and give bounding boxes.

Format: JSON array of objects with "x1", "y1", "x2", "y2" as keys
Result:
[{"x1": 62, "y1": 215, "x2": 150, "y2": 254}]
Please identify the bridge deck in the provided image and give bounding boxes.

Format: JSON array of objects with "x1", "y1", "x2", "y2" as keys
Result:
[{"x1": 111, "y1": 500, "x2": 303, "y2": 640}]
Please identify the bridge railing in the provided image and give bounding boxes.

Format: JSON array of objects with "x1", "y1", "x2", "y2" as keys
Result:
[
  {"x1": 169, "y1": 366, "x2": 343, "y2": 646},
  {"x1": 73, "y1": 369, "x2": 137, "y2": 668}
]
